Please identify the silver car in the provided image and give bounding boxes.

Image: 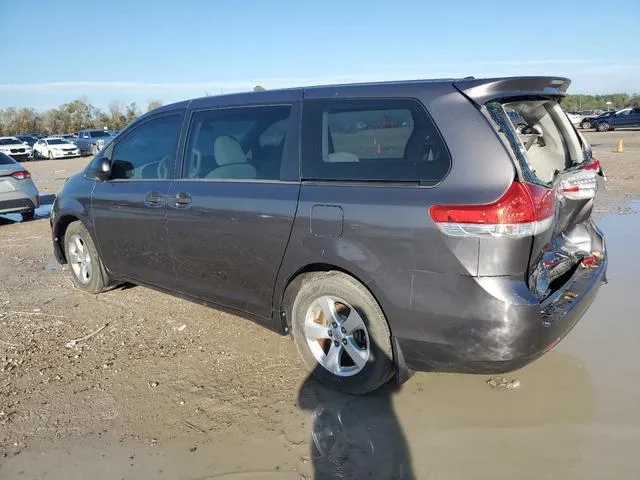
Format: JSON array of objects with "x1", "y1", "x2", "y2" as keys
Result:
[{"x1": 0, "y1": 152, "x2": 40, "y2": 220}]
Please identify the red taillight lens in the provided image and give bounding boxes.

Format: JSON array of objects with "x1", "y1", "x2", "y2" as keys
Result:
[
  {"x1": 11, "y1": 170, "x2": 31, "y2": 180},
  {"x1": 581, "y1": 158, "x2": 600, "y2": 171},
  {"x1": 429, "y1": 181, "x2": 555, "y2": 238}
]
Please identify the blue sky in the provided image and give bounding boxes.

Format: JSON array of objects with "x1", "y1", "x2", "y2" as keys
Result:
[{"x1": 1, "y1": 0, "x2": 638, "y2": 110}]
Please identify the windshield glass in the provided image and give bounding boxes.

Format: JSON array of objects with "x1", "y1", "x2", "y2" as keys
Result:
[
  {"x1": 48, "y1": 139, "x2": 70, "y2": 145},
  {"x1": 90, "y1": 131, "x2": 111, "y2": 138},
  {"x1": 0, "y1": 138, "x2": 20, "y2": 145}
]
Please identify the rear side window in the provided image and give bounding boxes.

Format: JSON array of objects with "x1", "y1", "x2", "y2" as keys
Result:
[
  {"x1": 301, "y1": 98, "x2": 450, "y2": 183},
  {"x1": 0, "y1": 152, "x2": 16, "y2": 165}
]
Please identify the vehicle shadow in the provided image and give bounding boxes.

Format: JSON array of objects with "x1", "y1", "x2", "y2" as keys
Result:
[{"x1": 297, "y1": 355, "x2": 414, "y2": 479}]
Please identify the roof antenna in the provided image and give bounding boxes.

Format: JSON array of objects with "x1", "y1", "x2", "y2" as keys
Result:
[{"x1": 463, "y1": 76, "x2": 475, "y2": 80}]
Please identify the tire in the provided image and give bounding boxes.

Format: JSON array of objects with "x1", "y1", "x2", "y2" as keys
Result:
[
  {"x1": 21, "y1": 210, "x2": 35, "y2": 221},
  {"x1": 596, "y1": 121, "x2": 610, "y2": 132},
  {"x1": 48, "y1": 150, "x2": 53, "y2": 159},
  {"x1": 581, "y1": 120, "x2": 591, "y2": 129},
  {"x1": 91, "y1": 144, "x2": 99, "y2": 155},
  {"x1": 63, "y1": 221, "x2": 108, "y2": 294},
  {"x1": 290, "y1": 271, "x2": 394, "y2": 395}
]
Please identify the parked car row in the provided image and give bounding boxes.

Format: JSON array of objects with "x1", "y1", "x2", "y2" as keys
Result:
[
  {"x1": 580, "y1": 107, "x2": 640, "y2": 132},
  {"x1": 1, "y1": 130, "x2": 119, "y2": 161},
  {"x1": 564, "y1": 107, "x2": 640, "y2": 131}
]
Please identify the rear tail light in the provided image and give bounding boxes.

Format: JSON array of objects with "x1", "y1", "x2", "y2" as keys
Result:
[
  {"x1": 560, "y1": 169, "x2": 598, "y2": 200},
  {"x1": 429, "y1": 181, "x2": 555, "y2": 238},
  {"x1": 11, "y1": 170, "x2": 31, "y2": 180},
  {"x1": 581, "y1": 159, "x2": 601, "y2": 171}
]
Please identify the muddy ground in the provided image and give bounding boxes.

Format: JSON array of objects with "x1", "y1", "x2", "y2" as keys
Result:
[{"x1": 1, "y1": 130, "x2": 639, "y2": 479}]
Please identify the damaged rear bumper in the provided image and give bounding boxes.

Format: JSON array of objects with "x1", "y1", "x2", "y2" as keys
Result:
[{"x1": 394, "y1": 249, "x2": 606, "y2": 376}]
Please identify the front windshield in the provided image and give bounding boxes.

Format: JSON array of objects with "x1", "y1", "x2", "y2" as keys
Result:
[
  {"x1": 47, "y1": 139, "x2": 70, "y2": 145},
  {"x1": 0, "y1": 138, "x2": 20, "y2": 145},
  {"x1": 90, "y1": 131, "x2": 112, "y2": 138}
]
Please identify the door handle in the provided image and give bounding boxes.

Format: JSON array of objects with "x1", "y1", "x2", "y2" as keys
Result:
[
  {"x1": 144, "y1": 191, "x2": 165, "y2": 208},
  {"x1": 173, "y1": 192, "x2": 192, "y2": 208}
]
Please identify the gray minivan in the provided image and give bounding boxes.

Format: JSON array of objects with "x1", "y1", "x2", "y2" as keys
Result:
[{"x1": 51, "y1": 76, "x2": 607, "y2": 394}]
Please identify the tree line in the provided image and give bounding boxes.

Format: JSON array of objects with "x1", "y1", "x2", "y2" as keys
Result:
[
  {"x1": 561, "y1": 93, "x2": 639, "y2": 112},
  {"x1": 1, "y1": 92, "x2": 638, "y2": 137},
  {"x1": 0, "y1": 98, "x2": 163, "y2": 136}
]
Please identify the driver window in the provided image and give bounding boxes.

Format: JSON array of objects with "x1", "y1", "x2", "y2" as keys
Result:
[{"x1": 110, "y1": 114, "x2": 182, "y2": 180}]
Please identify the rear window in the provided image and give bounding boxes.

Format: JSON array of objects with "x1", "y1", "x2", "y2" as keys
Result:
[
  {"x1": 0, "y1": 152, "x2": 17, "y2": 165},
  {"x1": 301, "y1": 98, "x2": 450, "y2": 184},
  {"x1": 89, "y1": 131, "x2": 111, "y2": 138}
]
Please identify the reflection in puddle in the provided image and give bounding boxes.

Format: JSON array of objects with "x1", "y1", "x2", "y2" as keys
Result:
[{"x1": 299, "y1": 379, "x2": 413, "y2": 479}]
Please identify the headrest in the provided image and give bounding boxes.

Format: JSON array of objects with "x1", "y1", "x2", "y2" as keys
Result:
[{"x1": 214, "y1": 136, "x2": 246, "y2": 166}]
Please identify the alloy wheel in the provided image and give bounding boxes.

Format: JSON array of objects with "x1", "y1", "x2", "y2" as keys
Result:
[
  {"x1": 304, "y1": 295, "x2": 370, "y2": 377},
  {"x1": 68, "y1": 234, "x2": 93, "y2": 284}
]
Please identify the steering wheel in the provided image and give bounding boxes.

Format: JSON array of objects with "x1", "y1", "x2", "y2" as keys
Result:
[
  {"x1": 187, "y1": 148, "x2": 202, "y2": 178},
  {"x1": 156, "y1": 155, "x2": 171, "y2": 179}
]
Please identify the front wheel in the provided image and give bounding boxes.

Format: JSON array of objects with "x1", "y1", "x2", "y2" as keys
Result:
[
  {"x1": 596, "y1": 121, "x2": 610, "y2": 132},
  {"x1": 64, "y1": 221, "x2": 108, "y2": 294},
  {"x1": 91, "y1": 144, "x2": 99, "y2": 155},
  {"x1": 581, "y1": 120, "x2": 592, "y2": 129},
  {"x1": 290, "y1": 271, "x2": 394, "y2": 395},
  {"x1": 48, "y1": 150, "x2": 53, "y2": 159}
]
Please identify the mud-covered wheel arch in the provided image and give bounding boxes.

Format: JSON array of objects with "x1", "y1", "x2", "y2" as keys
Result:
[
  {"x1": 54, "y1": 215, "x2": 82, "y2": 264},
  {"x1": 54, "y1": 215, "x2": 114, "y2": 286}
]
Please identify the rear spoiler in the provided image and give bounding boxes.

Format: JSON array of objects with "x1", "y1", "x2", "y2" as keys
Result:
[{"x1": 453, "y1": 76, "x2": 571, "y2": 105}]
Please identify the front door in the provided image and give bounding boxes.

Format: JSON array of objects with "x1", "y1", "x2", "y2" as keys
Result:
[
  {"x1": 91, "y1": 111, "x2": 184, "y2": 288},
  {"x1": 165, "y1": 103, "x2": 301, "y2": 318}
]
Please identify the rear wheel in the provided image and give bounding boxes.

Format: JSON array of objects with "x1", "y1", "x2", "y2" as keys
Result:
[
  {"x1": 290, "y1": 271, "x2": 394, "y2": 395},
  {"x1": 64, "y1": 221, "x2": 108, "y2": 294},
  {"x1": 596, "y1": 121, "x2": 610, "y2": 132},
  {"x1": 21, "y1": 210, "x2": 35, "y2": 221},
  {"x1": 581, "y1": 120, "x2": 592, "y2": 129}
]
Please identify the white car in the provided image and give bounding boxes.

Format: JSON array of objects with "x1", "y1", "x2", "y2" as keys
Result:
[
  {"x1": 565, "y1": 112, "x2": 584, "y2": 125},
  {"x1": 33, "y1": 137, "x2": 81, "y2": 159},
  {"x1": 0, "y1": 137, "x2": 33, "y2": 162}
]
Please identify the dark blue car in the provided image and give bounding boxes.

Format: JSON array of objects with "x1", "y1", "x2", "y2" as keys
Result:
[{"x1": 595, "y1": 107, "x2": 640, "y2": 132}]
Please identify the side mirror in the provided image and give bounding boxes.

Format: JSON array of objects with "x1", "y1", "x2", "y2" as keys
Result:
[{"x1": 86, "y1": 158, "x2": 112, "y2": 181}]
